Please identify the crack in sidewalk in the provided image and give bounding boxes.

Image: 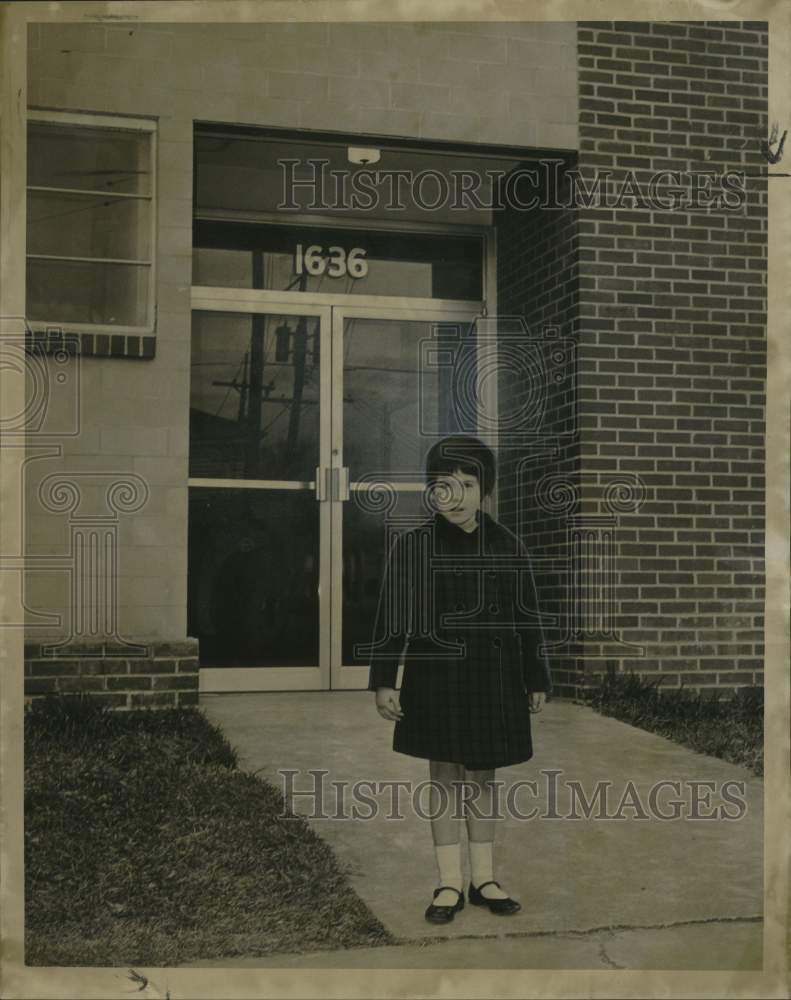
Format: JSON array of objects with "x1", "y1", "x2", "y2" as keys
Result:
[
  {"x1": 597, "y1": 932, "x2": 624, "y2": 970},
  {"x1": 394, "y1": 912, "x2": 763, "y2": 949}
]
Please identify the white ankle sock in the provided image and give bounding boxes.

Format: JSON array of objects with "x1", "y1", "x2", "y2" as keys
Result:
[
  {"x1": 434, "y1": 842, "x2": 463, "y2": 905},
  {"x1": 469, "y1": 840, "x2": 508, "y2": 899}
]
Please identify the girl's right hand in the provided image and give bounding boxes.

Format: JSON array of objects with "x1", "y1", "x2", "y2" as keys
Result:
[{"x1": 375, "y1": 687, "x2": 404, "y2": 722}]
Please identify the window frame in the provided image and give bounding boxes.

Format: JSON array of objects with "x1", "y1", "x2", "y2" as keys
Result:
[{"x1": 26, "y1": 109, "x2": 158, "y2": 335}]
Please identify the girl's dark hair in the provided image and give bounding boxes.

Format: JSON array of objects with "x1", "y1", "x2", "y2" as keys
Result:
[{"x1": 425, "y1": 435, "x2": 497, "y2": 497}]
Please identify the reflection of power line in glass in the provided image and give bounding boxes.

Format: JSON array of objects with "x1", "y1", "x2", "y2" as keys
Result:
[
  {"x1": 209, "y1": 311, "x2": 321, "y2": 479},
  {"x1": 211, "y1": 354, "x2": 246, "y2": 419}
]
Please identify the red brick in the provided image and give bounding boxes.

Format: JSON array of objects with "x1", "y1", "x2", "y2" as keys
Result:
[
  {"x1": 130, "y1": 659, "x2": 176, "y2": 674},
  {"x1": 58, "y1": 676, "x2": 106, "y2": 693},
  {"x1": 25, "y1": 678, "x2": 58, "y2": 694},
  {"x1": 152, "y1": 675, "x2": 197, "y2": 691},
  {"x1": 107, "y1": 676, "x2": 152, "y2": 691},
  {"x1": 29, "y1": 660, "x2": 83, "y2": 677}
]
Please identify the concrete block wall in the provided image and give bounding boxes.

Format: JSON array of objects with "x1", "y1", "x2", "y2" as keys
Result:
[
  {"x1": 24, "y1": 20, "x2": 578, "y2": 664},
  {"x1": 28, "y1": 20, "x2": 579, "y2": 147},
  {"x1": 574, "y1": 21, "x2": 767, "y2": 695}
]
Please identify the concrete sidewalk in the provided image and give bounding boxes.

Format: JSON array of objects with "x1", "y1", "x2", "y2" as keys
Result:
[
  {"x1": 187, "y1": 919, "x2": 762, "y2": 970},
  {"x1": 196, "y1": 692, "x2": 763, "y2": 970}
]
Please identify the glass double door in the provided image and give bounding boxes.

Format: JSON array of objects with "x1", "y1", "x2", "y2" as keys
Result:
[{"x1": 188, "y1": 294, "x2": 480, "y2": 691}]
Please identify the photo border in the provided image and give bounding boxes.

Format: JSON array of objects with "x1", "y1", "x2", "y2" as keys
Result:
[{"x1": 1, "y1": 1, "x2": 788, "y2": 997}]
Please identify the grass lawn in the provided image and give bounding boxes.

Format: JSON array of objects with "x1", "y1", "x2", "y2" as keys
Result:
[
  {"x1": 25, "y1": 695, "x2": 392, "y2": 966},
  {"x1": 581, "y1": 666, "x2": 763, "y2": 776}
]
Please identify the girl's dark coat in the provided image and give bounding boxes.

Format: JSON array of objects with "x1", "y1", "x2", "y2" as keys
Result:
[{"x1": 367, "y1": 510, "x2": 552, "y2": 770}]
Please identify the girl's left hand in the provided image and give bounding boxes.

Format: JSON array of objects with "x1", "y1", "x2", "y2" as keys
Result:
[{"x1": 528, "y1": 691, "x2": 546, "y2": 713}]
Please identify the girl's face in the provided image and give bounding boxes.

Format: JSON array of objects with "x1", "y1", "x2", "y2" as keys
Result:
[{"x1": 434, "y1": 467, "x2": 481, "y2": 532}]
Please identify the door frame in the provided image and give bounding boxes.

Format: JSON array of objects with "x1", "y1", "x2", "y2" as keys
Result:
[
  {"x1": 190, "y1": 295, "x2": 333, "y2": 693},
  {"x1": 190, "y1": 286, "x2": 494, "y2": 692},
  {"x1": 328, "y1": 302, "x2": 489, "y2": 690}
]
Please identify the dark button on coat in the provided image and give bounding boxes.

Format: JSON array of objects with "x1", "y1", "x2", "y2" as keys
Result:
[{"x1": 367, "y1": 510, "x2": 552, "y2": 769}]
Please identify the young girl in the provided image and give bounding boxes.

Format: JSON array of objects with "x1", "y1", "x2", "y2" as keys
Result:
[{"x1": 368, "y1": 434, "x2": 552, "y2": 923}]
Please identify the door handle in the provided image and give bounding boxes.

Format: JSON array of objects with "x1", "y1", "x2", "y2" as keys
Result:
[
  {"x1": 331, "y1": 466, "x2": 350, "y2": 502},
  {"x1": 314, "y1": 466, "x2": 329, "y2": 501}
]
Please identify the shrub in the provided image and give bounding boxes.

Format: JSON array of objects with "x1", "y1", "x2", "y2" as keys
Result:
[{"x1": 582, "y1": 665, "x2": 763, "y2": 776}]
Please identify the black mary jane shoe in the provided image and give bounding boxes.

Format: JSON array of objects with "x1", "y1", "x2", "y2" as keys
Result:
[
  {"x1": 468, "y1": 880, "x2": 522, "y2": 915},
  {"x1": 424, "y1": 886, "x2": 465, "y2": 924}
]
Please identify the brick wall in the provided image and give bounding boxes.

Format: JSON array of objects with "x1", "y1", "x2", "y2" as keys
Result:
[
  {"x1": 573, "y1": 20, "x2": 767, "y2": 695},
  {"x1": 24, "y1": 639, "x2": 199, "y2": 711},
  {"x1": 490, "y1": 21, "x2": 767, "y2": 698},
  {"x1": 494, "y1": 165, "x2": 581, "y2": 697}
]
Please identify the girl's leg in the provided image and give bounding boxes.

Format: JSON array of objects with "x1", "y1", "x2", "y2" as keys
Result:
[
  {"x1": 463, "y1": 767, "x2": 509, "y2": 900},
  {"x1": 428, "y1": 759, "x2": 465, "y2": 906}
]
